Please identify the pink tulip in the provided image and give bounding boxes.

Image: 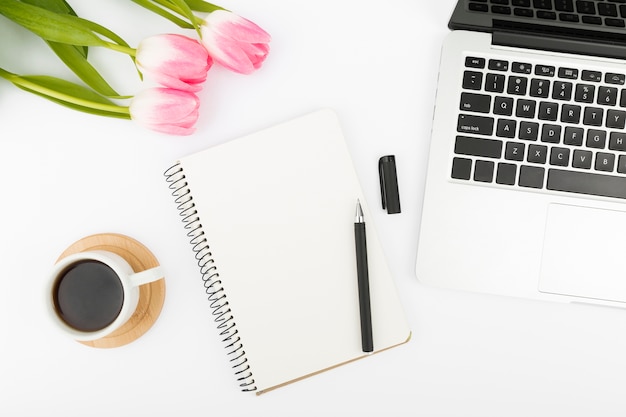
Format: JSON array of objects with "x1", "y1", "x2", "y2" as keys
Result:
[
  {"x1": 135, "y1": 34, "x2": 212, "y2": 92},
  {"x1": 129, "y1": 88, "x2": 200, "y2": 136},
  {"x1": 200, "y1": 10, "x2": 271, "y2": 75}
]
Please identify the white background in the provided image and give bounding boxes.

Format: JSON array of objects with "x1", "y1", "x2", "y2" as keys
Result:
[{"x1": 2, "y1": 1, "x2": 626, "y2": 416}]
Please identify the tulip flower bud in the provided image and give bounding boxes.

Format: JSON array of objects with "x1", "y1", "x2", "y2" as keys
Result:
[
  {"x1": 129, "y1": 87, "x2": 200, "y2": 135},
  {"x1": 136, "y1": 34, "x2": 212, "y2": 92},
  {"x1": 200, "y1": 10, "x2": 271, "y2": 75}
]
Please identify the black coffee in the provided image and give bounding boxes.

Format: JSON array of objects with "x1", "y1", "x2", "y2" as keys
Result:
[{"x1": 53, "y1": 260, "x2": 124, "y2": 332}]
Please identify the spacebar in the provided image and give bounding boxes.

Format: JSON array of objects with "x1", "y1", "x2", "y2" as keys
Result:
[{"x1": 547, "y1": 169, "x2": 626, "y2": 199}]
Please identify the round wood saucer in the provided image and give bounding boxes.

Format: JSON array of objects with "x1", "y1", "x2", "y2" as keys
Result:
[{"x1": 56, "y1": 233, "x2": 166, "y2": 348}]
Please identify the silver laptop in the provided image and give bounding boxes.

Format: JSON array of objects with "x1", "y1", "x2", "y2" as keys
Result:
[{"x1": 416, "y1": 0, "x2": 626, "y2": 307}]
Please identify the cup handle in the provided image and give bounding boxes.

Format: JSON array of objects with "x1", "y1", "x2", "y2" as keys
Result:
[{"x1": 129, "y1": 266, "x2": 164, "y2": 287}]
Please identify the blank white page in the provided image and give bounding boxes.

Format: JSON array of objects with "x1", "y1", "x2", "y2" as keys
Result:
[{"x1": 178, "y1": 109, "x2": 410, "y2": 394}]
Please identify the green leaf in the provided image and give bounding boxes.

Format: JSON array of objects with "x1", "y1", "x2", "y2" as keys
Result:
[
  {"x1": 183, "y1": 0, "x2": 224, "y2": 13},
  {"x1": 78, "y1": 17, "x2": 132, "y2": 49},
  {"x1": 19, "y1": 0, "x2": 88, "y2": 58},
  {"x1": 0, "y1": 1, "x2": 133, "y2": 96},
  {"x1": 18, "y1": 0, "x2": 74, "y2": 15},
  {"x1": 130, "y1": 0, "x2": 194, "y2": 29},
  {"x1": 168, "y1": 0, "x2": 198, "y2": 30},
  {"x1": 45, "y1": 41, "x2": 121, "y2": 97},
  {"x1": 0, "y1": 0, "x2": 107, "y2": 46}
]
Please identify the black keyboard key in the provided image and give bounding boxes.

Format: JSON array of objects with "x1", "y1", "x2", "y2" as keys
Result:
[
  {"x1": 492, "y1": 5, "x2": 512, "y2": 14},
  {"x1": 485, "y1": 73, "x2": 506, "y2": 93},
  {"x1": 618, "y1": 156, "x2": 626, "y2": 174},
  {"x1": 561, "y1": 104, "x2": 581, "y2": 123},
  {"x1": 496, "y1": 119, "x2": 517, "y2": 138},
  {"x1": 547, "y1": 169, "x2": 626, "y2": 199},
  {"x1": 515, "y1": 7, "x2": 534, "y2": 16},
  {"x1": 575, "y1": 84, "x2": 595, "y2": 102},
  {"x1": 605, "y1": 18, "x2": 626, "y2": 27},
  {"x1": 552, "y1": 81, "x2": 573, "y2": 100},
  {"x1": 555, "y1": 0, "x2": 574, "y2": 12},
  {"x1": 457, "y1": 114, "x2": 495, "y2": 135},
  {"x1": 512, "y1": 62, "x2": 532, "y2": 74},
  {"x1": 597, "y1": 86, "x2": 618, "y2": 105},
  {"x1": 460, "y1": 92, "x2": 492, "y2": 113},
  {"x1": 454, "y1": 135, "x2": 503, "y2": 158},
  {"x1": 576, "y1": 0, "x2": 597, "y2": 14},
  {"x1": 586, "y1": 129, "x2": 607, "y2": 148},
  {"x1": 512, "y1": 0, "x2": 531, "y2": 6},
  {"x1": 534, "y1": 0, "x2": 553, "y2": 9},
  {"x1": 606, "y1": 109, "x2": 626, "y2": 128},
  {"x1": 598, "y1": 3, "x2": 618, "y2": 16},
  {"x1": 550, "y1": 147, "x2": 570, "y2": 166},
  {"x1": 519, "y1": 121, "x2": 540, "y2": 140},
  {"x1": 451, "y1": 157, "x2": 472, "y2": 180},
  {"x1": 541, "y1": 124, "x2": 562, "y2": 143},
  {"x1": 474, "y1": 160, "x2": 495, "y2": 182},
  {"x1": 469, "y1": 2, "x2": 489, "y2": 11},
  {"x1": 491, "y1": 0, "x2": 510, "y2": 5},
  {"x1": 528, "y1": 144, "x2": 548, "y2": 164},
  {"x1": 530, "y1": 79, "x2": 550, "y2": 97},
  {"x1": 463, "y1": 71, "x2": 483, "y2": 90},
  {"x1": 564, "y1": 126, "x2": 584, "y2": 145},
  {"x1": 516, "y1": 99, "x2": 537, "y2": 118},
  {"x1": 538, "y1": 102, "x2": 559, "y2": 121},
  {"x1": 465, "y1": 57, "x2": 486, "y2": 68},
  {"x1": 496, "y1": 163, "x2": 517, "y2": 185},
  {"x1": 558, "y1": 67, "x2": 578, "y2": 79},
  {"x1": 582, "y1": 15, "x2": 602, "y2": 24},
  {"x1": 572, "y1": 149, "x2": 593, "y2": 169},
  {"x1": 583, "y1": 107, "x2": 604, "y2": 126},
  {"x1": 595, "y1": 153, "x2": 615, "y2": 172},
  {"x1": 560, "y1": 13, "x2": 579, "y2": 21},
  {"x1": 609, "y1": 131, "x2": 626, "y2": 151},
  {"x1": 519, "y1": 165, "x2": 545, "y2": 188},
  {"x1": 537, "y1": 10, "x2": 557, "y2": 19},
  {"x1": 605, "y1": 72, "x2": 625, "y2": 85},
  {"x1": 507, "y1": 76, "x2": 529, "y2": 95},
  {"x1": 621, "y1": 89, "x2": 626, "y2": 107},
  {"x1": 581, "y1": 70, "x2": 602, "y2": 82},
  {"x1": 535, "y1": 65, "x2": 556, "y2": 77},
  {"x1": 489, "y1": 59, "x2": 509, "y2": 71},
  {"x1": 494, "y1": 96, "x2": 514, "y2": 115},
  {"x1": 505, "y1": 142, "x2": 526, "y2": 161}
]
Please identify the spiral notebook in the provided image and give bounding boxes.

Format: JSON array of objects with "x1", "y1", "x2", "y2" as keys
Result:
[{"x1": 164, "y1": 109, "x2": 411, "y2": 395}]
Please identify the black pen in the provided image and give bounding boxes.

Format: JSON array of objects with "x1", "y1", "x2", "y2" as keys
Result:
[{"x1": 354, "y1": 199, "x2": 374, "y2": 353}]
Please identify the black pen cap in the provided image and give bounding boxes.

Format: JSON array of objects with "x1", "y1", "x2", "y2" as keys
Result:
[{"x1": 378, "y1": 155, "x2": 401, "y2": 214}]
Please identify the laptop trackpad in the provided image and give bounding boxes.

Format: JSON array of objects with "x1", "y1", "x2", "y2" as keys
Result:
[{"x1": 539, "y1": 203, "x2": 626, "y2": 304}]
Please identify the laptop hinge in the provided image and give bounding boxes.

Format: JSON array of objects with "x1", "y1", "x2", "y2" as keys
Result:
[{"x1": 492, "y1": 19, "x2": 626, "y2": 60}]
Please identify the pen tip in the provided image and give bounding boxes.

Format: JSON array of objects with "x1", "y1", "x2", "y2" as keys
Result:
[{"x1": 355, "y1": 199, "x2": 364, "y2": 220}]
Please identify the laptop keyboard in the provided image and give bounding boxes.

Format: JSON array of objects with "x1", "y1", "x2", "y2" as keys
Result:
[
  {"x1": 468, "y1": 0, "x2": 626, "y2": 28},
  {"x1": 452, "y1": 55, "x2": 626, "y2": 199}
]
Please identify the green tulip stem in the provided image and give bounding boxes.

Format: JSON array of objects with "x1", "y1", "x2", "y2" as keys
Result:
[{"x1": 0, "y1": 68, "x2": 130, "y2": 116}]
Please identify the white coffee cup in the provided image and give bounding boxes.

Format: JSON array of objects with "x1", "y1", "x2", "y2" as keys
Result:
[{"x1": 46, "y1": 250, "x2": 164, "y2": 341}]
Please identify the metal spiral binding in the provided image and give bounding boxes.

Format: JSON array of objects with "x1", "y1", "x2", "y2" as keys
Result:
[{"x1": 164, "y1": 163, "x2": 257, "y2": 392}]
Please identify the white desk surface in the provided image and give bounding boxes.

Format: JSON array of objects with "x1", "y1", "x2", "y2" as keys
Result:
[{"x1": 2, "y1": 1, "x2": 626, "y2": 416}]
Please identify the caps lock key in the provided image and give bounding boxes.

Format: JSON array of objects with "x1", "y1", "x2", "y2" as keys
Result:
[{"x1": 457, "y1": 114, "x2": 494, "y2": 136}]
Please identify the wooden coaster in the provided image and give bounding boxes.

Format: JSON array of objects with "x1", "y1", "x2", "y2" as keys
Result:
[{"x1": 56, "y1": 233, "x2": 166, "y2": 348}]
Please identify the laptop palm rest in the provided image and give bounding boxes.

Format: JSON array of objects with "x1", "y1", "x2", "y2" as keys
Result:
[{"x1": 539, "y1": 203, "x2": 626, "y2": 304}]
